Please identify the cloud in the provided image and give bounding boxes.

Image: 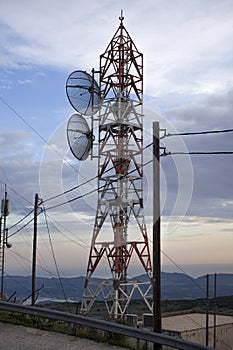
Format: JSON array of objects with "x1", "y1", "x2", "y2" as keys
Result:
[
  {"x1": 161, "y1": 215, "x2": 233, "y2": 267},
  {"x1": 1, "y1": 0, "x2": 233, "y2": 96},
  {"x1": 0, "y1": 130, "x2": 42, "y2": 219},
  {"x1": 0, "y1": 130, "x2": 32, "y2": 155},
  {"x1": 0, "y1": 83, "x2": 12, "y2": 90},
  {"x1": 0, "y1": 0, "x2": 232, "y2": 275},
  {"x1": 17, "y1": 79, "x2": 32, "y2": 85},
  {"x1": 143, "y1": 88, "x2": 231, "y2": 218}
]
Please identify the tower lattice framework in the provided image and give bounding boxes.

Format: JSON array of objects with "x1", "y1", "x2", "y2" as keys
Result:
[{"x1": 81, "y1": 16, "x2": 153, "y2": 318}]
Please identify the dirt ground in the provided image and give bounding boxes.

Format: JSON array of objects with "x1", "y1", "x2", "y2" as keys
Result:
[{"x1": 0, "y1": 322, "x2": 128, "y2": 350}]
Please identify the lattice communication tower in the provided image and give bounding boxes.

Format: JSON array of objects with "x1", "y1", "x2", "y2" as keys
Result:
[{"x1": 66, "y1": 13, "x2": 153, "y2": 318}]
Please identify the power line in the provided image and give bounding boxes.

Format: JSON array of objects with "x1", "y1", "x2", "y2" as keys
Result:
[
  {"x1": 5, "y1": 272, "x2": 31, "y2": 294},
  {"x1": 0, "y1": 96, "x2": 82, "y2": 176},
  {"x1": 42, "y1": 205, "x2": 70, "y2": 306},
  {"x1": 0, "y1": 178, "x2": 34, "y2": 248},
  {"x1": 42, "y1": 142, "x2": 154, "y2": 204},
  {"x1": 0, "y1": 96, "x2": 50, "y2": 144},
  {"x1": 9, "y1": 248, "x2": 60, "y2": 278},
  {"x1": 41, "y1": 134, "x2": 233, "y2": 207},
  {"x1": 8, "y1": 209, "x2": 34, "y2": 231},
  {"x1": 163, "y1": 151, "x2": 233, "y2": 156},
  {"x1": 43, "y1": 210, "x2": 140, "y2": 282},
  {"x1": 7, "y1": 186, "x2": 33, "y2": 206},
  {"x1": 8, "y1": 209, "x2": 43, "y2": 238},
  {"x1": 0, "y1": 95, "x2": 154, "y2": 209},
  {"x1": 44, "y1": 212, "x2": 89, "y2": 249},
  {"x1": 0, "y1": 172, "x2": 33, "y2": 206},
  {"x1": 44, "y1": 158, "x2": 153, "y2": 211},
  {"x1": 0, "y1": 95, "x2": 106, "y2": 190},
  {"x1": 40, "y1": 212, "x2": 89, "y2": 292},
  {"x1": 42, "y1": 173, "x2": 98, "y2": 204},
  {"x1": 161, "y1": 250, "x2": 206, "y2": 295},
  {"x1": 159, "y1": 251, "x2": 232, "y2": 348},
  {"x1": 161, "y1": 128, "x2": 233, "y2": 139},
  {"x1": 44, "y1": 145, "x2": 233, "y2": 211},
  {"x1": 8, "y1": 217, "x2": 35, "y2": 238},
  {"x1": 1, "y1": 95, "x2": 145, "y2": 193},
  {"x1": 8, "y1": 248, "x2": 79, "y2": 301},
  {"x1": 0, "y1": 177, "x2": 35, "y2": 251},
  {"x1": 6, "y1": 147, "x2": 233, "y2": 236}
]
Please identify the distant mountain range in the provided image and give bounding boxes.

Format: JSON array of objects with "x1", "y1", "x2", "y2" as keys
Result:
[{"x1": 3, "y1": 272, "x2": 233, "y2": 303}]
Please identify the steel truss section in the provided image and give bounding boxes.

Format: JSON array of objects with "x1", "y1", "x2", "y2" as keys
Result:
[
  {"x1": 81, "y1": 280, "x2": 152, "y2": 317},
  {"x1": 81, "y1": 17, "x2": 152, "y2": 318}
]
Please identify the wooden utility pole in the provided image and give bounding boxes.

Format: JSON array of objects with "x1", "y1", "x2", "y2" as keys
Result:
[
  {"x1": 0, "y1": 216, "x2": 2, "y2": 300},
  {"x1": 206, "y1": 274, "x2": 209, "y2": 347},
  {"x1": 153, "y1": 122, "x2": 161, "y2": 350},
  {"x1": 1, "y1": 186, "x2": 9, "y2": 299},
  {"x1": 213, "y1": 273, "x2": 217, "y2": 348},
  {"x1": 32, "y1": 193, "x2": 39, "y2": 306}
]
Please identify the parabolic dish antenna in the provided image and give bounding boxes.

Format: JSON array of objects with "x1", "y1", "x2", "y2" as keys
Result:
[
  {"x1": 67, "y1": 113, "x2": 93, "y2": 161},
  {"x1": 66, "y1": 70, "x2": 100, "y2": 115}
]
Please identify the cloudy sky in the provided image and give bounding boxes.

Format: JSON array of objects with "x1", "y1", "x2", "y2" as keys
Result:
[{"x1": 0, "y1": 0, "x2": 233, "y2": 284}]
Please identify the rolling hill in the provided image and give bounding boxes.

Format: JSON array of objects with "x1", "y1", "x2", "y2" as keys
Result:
[{"x1": 3, "y1": 272, "x2": 233, "y2": 303}]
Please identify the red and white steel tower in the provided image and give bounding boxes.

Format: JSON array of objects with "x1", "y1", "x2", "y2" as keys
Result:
[{"x1": 79, "y1": 14, "x2": 153, "y2": 318}]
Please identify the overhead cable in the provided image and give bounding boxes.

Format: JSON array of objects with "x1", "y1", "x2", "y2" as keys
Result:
[
  {"x1": 8, "y1": 209, "x2": 43, "y2": 238},
  {"x1": 42, "y1": 142, "x2": 153, "y2": 205},
  {"x1": 44, "y1": 158, "x2": 153, "y2": 211},
  {"x1": 42, "y1": 205, "x2": 70, "y2": 306},
  {"x1": 162, "y1": 151, "x2": 233, "y2": 156},
  {"x1": 0, "y1": 96, "x2": 80, "y2": 176},
  {"x1": 161, "y1": 128, "x2": 233, "y2": 139},
  {"x1": 8, "y1": 209, "x2": 34, "y2": 231}
]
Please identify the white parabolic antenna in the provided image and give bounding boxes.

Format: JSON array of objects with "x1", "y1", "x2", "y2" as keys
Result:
[
  {"x1": 66, "y1": 70, "x2": 100, "y2": 116},
  {"x1": 67, "y1": 113, "x2": 93, "y2": 161}
]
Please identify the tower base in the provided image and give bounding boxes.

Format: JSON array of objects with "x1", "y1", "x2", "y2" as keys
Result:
[{"x1": 81, "y1": 279, "x2": 153, "y2": 319}]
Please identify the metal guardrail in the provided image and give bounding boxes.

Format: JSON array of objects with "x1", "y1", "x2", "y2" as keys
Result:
[{"x1": 0, "y1": 301, "x2": 215, "y2": 350}]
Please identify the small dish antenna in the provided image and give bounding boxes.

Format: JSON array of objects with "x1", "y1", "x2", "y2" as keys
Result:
[
  {"x1": 67, "y1": 113, "x2": 94, "y2": 161},
  {"x1": 66, "y1": 70, "x2": 100, "y2": 115}
]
